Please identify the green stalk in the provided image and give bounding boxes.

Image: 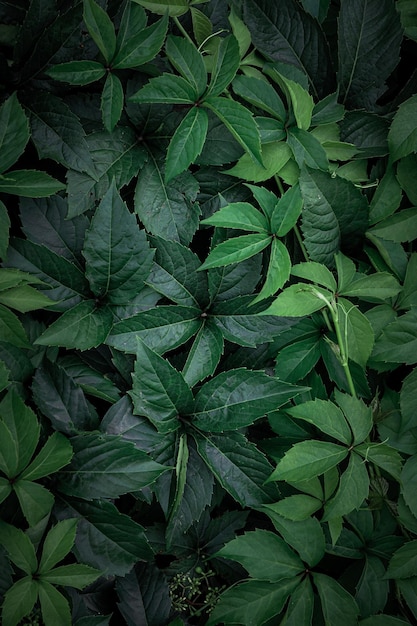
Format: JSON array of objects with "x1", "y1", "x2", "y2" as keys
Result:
[
  {"x1": 173, "y1": 16, "x2": 194, "y2": 45},
  {"x1": 328, "y1": 301, "x2": 357, "y2": 398}
]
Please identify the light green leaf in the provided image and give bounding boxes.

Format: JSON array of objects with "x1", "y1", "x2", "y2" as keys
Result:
[
  {"x1": 38, "y1": 519, "x2": 77, "y2": 573},
  {"x1": 165, "y1": 35, "x2": 207, "y2": 97},
  {"x1": 191, "y1": 6, "x2": 212, "y2": 46},
  {"x1": 266, "y1": 494, "x2": 322, "y2": 521},
  {"x1": 226, "y1": 141, "x2": 292, "y2": 182},
  {"x1": 38, "y1": 580, "x2": 71, "y2": 626},
  {"x1": 83, "y1": 0, "x2": 116, "y2": 63},
  {"x1": 276, "y1": 73, "x2": 314, "y2": 130},
  {"x1": 130, "y1": 339, "x2": 194, "y2": 433},
  {"x1": 339, "y1": 273, "x2": 401, "y2": 300},
  {"x1": 323, "y1": 451, "x2": 369, "y2": 522},
  {"x1": 112, "y1": 14, "x2": 168, "y2": 69},
  {"x1": 101, "y1": 73, "x2": 124, "y2": 132},
  {"x1": 270, "y1": 440, "x2": 348, "y2": 482},
  {"x1": 204, "y1": 96, "x2": 263, "y2": 166},
  {"x1": 288, "y1": 127, "x2": 329, "y2": 170},
  {"x1": 14, "y1": 480, "x2": 55, "y2": 526},
  {"x1": 132, "y1": 0, "x2": 189, "y2": 16},
  {"x1": 313, "y1": 572, "x2": 359, "y2": 626},
  {"x1": 46, "y1": 60, "x2": 106, "y2": 85},
  {"x1": 260, "y1": 283, "x2": 333, "y2": 317},
  {"x1": 35, "y1": 300, "x2": 113, "y2": 350},
  {"x1": 291, "y1": 261, "x2": 337, "y2": 292},
  {"x1": 20, "y1": 431, "x2": 72, "y2": 481},
  {"x1": 206, "y1": 35, "x2": 240, "y2": 97},
  {"x1": 0, "y1": 92, "x2": 29, "y2": 174},
  {"x1": 165, "y1": 106, "x2": 208, "y2": 182},
  {"x1": 2, "y1": 577, "x2": 38, "y2": 626},
  {"x1": 228, "y1": 5, "x2": 251, "y2": 57},
  {"x1": 0, "y1": 521, "x2": 37, "y2": 574},
  {"x1": 83, "y1": 180, "x2": 154, "y2": 304},
  {"x1": 334, "y1": 390, "x2": 373, "y2": 445},
  {"x1": 388, "y1": 94, "x2": 417, "y2": 162},
  {"x1": 271, "y1": 184, "x2": 303, "y2": 236},
  {"x1": 251, "y1": 238, "x2": 291, "y2": 303},
  {"x1": 199, "y1": 233, "x2": 272, "y2": 270},
  {"x1": 286, "y1": 398, "x2": 352, "y2": 444},
  {"x1": 0, "y1": 284, "x2": 54, "y2": 312},
  {"x1": 0, "y1": 170, "x2": 65, "y2": 197},
  {"x1": 201, "y1": 201, "x2": 269, "y2": 233}
]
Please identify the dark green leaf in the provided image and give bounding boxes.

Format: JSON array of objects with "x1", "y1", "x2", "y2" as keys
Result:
[
  {"x1": 286, "y1": 398, "x2": 352, "y2": 444},
  {"x1": 129, "y1": 74, "x2": 197, "y2": 104},
  {"x1": 368, "y1": 207, "x2": 417, "y2": 243},
  {"x1": 193, "y1": 431, "x2": 279, "y2": 506},
  {"x1": 38, "y1": 581, "x2": 71, "y2": 626},
  {"x1": 261, "y1": 283, "x2": 333, "y2": 317},
  {"x1": 264, "y1": 493, "x2": 321, "y2": 521},
  {"x1": 116, "y1": 2, "x2": 147, "y2": 60},
  {"x1": 132, "y1": 0, "x2": 189, "y2": 15},
  {"x1": 300, "y1": 167, "x2": 369, "y2": 267},
  {"x1": 401, "y1": 455, "x2": 417, "y2": 518},
  {"x1": 112, "y1": 14, "x2": 168, "y2": 69},
  {"x1": 182, "y1": 321, "x2": 224, "y2": 387},
  {"x1": 232, "y1": 75, "x2": 286, "y2": 121},
  {"x1": 83, "y1": 0, "x2": 116, "y2": 63},
  {"x1": 0, "y1": 521, "x2": 37, "y2": 574},
  {"x1": 322, "y1": 452, "x2": 369, "y2": 521},
  {"x1": 0, "y1": 283, "x2": 53, "y2": 313},
  {"x1": 201, "y1": 201, "x2": 269, "y2": 232},
  {"x1": 14, "y1": 480, "x2": 54, "y2": 526},
  {"x1": 165, "y1": 107, "x2": 208, "y2": 182},
  {"x1": 252, "y1": 238, "x2": 292, "y2": 303},
  {"x1": 0, "y1": 93, "x2": 29, "y2": 174},
  {"x1": 287, "y1": 127, "x2": 329, "y2": 170},
  {"x1": 371, "y1": 309, "x2": 417, "y2": 365},
  {"x1": 66, "y1": 127, "x2": 147, "y2": 218},
  {"x1": 356, "y1": 556, "x2": 388, "y2": 617},
  {"x1": 58, "y1": 498, "x2": 153, "y2": 575},
  {"x1": 199, "y1": 233, "x2": 272, "y2": 269},
  {"x1": 0, "y1": 304, "x2": 30, "y2": 348},
  {"x1": 334, "y1": 390, "x2": 373, "y2": 446},
  {"x1": 270, "y1": 440, "x2": 348, "y2": 482},
  {"x1": 339, "y1": 273, "x2": 401, "y2": 300},
  {"x1": 271, "y1": 183, "x2": 303, "y2": 236},
  {"x1": 41, "y1": 563, "x2": 101, "y2": 589},
  {"x1": 130, "y1": 339, "x2": 194, "y2": 433},
  {"x1": 46, "y1": 60, "x2": 106, "y2": 85},
  {"x1": 0, "y1": 200, "x2": 10, "y2": 260},
  {"x1": 207, "y1": 578, "x2": 299, "y2": 626},
  {"x1": 57, "y1": 433, "x2": 168, "y2": 498},
  {"x1": 134, "y1": 154, "x2": 200, "y2": 244},
  {"x1": 20, "y1": 432, "x2": 72, "y2": 481},
  {"x1": 217, "y1": 529, "x2": 304, "y2": 581},
  {"x1": 204, "y1": 96, "x2": 263, "y2": 166},
  {"x1": 275, "y1": 335, "x2": 321, "y2": 383},
  {"x1": 35, "y1": 300, "x2": 113, "y2": 350},
  {"x1": 0, "y1": 170, "x2": 65, "y2": 197},
  {"x1": 0, "y1": 390, "x2": 39, "y2": 475},
  {"x1": 313, "y1": 572, "x2": 359, "y2": 626},
  {"x1": 2, "y1": 577, "x2": 38, "y2": 626},
  {"x1": 32, "y1": 360, "x2": 99, "y2": 436},
  {"x1": 338, "y1": 0, "x2": 403, "y2": 109},
  {"x1": 386, "y1": 540, "x2": 417, "y2": 579},
  {"x1": 192, "y1": 368, "x2": 306, "y2": 431},
  {"x1": 369, "y1": 167, "x2": 402, "y2": 226},
  {"x1": 165, "y1": 35, "x2": 207, "y2": 97},
  {"x1": 340, "y1": 111, "x2": 389, "y2": 158},
  {"x1": 284, "y1": 577, "x2": 314, "y2": 625},
  {"x1": 38, "y1": 518, "x2": 77, "y2": 573},
  {"x1": 207, "y1": 35, "x2": 240, "y2": 97},
  {"x1": 101, "y1": 73, "x2": 124, "y2": 132},
  {"x1": 107, "y1": 305, "x2": 201, "y2": 354}
]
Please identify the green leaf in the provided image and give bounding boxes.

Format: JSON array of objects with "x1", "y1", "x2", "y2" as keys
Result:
[
  {"x1": 14, "y1": 480, "x2": 55, "y2": 526},
  {"x1": 2, "y1": 577, "x2": 38, "y2": 626},
  {"x1": 291, "y1": 261, "x2": 337, "y2": 292},
  {"x1": 0, "y1": 200, "x2": 10, "y2": 259},
  {"x1": 35, "y1": 300, "x2": 113, "y2": 350},
  {"x1": 339, "y1": 273, "x2": 401, "y2": 300},
  {"x1": 134, "y1": 154, "x2": 200, "y2": 244},
  {"x1": 217, "y1": 529, "x2": 304, "y2": 581},
  {"x1": 252, "y1": 238, "x2": 291, "y2": 303},
  {"x1": 58, "y1": 433, "x2": 168, "y2": 498},
  {"x1": 338, "y1": 298, "x2": 375, "y2": 368},
  {"x1": 107, "y1": 305, "x2": 201, "y2": 354},
  {"x1": 83, "y1": 0, "x2": 116, "y2": 64},
  {"x1": 191, "y1": 6, "x2": 212, "y2": 46},
  {"x1": 25, "y1": 93, "x2": 96, "y2": 177},
  {"x1": 271, "y1": 184, "x2": 303, "y2": 236},
  {"x1": 130, "y1": 339, "x2": 194, "y2": 433},
  {"x1": 288, "y1": 127, "x2": 329, "y2": 170},
  {"x1": 369, "y1": 167, "x2": 402, "y2": 225},
  {"x1": 356, "y1": 442, "x2": 402, "y2": 481},
  {"x1": 101, "y1": 73, "x2": 124, "y2": 132},
  {"x1": 400, "y1": 367, "x2": 417, "y2": 431},
  {"x1": 0, "y1": 521, "x2": 37, "y2": 574},
  {"x1": 388, "y1": 94, "x2": 417, "y2": 162},
  {"x1": 284, "y1": 577, "x2": 314, "y2": 625},
  {"x1": 386, "y1": 541, "x2": 417, "y2": 579},
  {"x1": 0, "y1": 283, "x2": 53, "y2": 313},
  {"x1": 0, "y1": 419, "x2": 18, "y2": 477},
  {"x1": 313, "y1": 572, "x2": 360, "y2": 626},
  {"x1": 334, "y1": 390, "x2": 373, "y2": 446},
  {"x1": 132, "y1": 0, "x2": 189, "y2": 16},
  {"x1": 116, "y1": 2, "x2": 147, "y2": 58},
  {"x1": 199, "y1": 233, "x2": 272, "y2": 269},
  {"x1": 192, "y1": 368, "x2": 306, "y2": 432},
  {"x1": 165, "y1": 106, "x2": 208, "y2": 182},
  {"x1": 206, "y1": 35, "x2": 240, "y2": 97},
  {"x1": 193, "y1": 431, "x2": 279, "y2": 506},
  {"x1": 368, "y1": 207, "x2": 417, "y2": 244},
  {"x1": 270, "y1": 440, "x2": 348, "y2": 482},
  {"x1": 46, "y1": 60, "x2": 106, "y2": 85},
  {"x1": 260, "y1": 283, "x2": 333, "y2": 317},
  {"x1": 356, "y1": 556, "x2": 389, "y2": 617},
  {"x1": 204, "y1": 96, "x2": 263, "y2": 166},
  {"x1": 41, "y1": 563, "x2": 101, "y2": 589},
  {"x1": 59, "y1": 497, "x2": 153, "y2": 576},
  {"x1": 371, "y1": 309, "x2": 417, "y2": 365},
  {"x1": 264, "y1": 494, "x2": 321, "y2": 521},
  {"x1": 286, "y1": 399, "x2": 352, "y2": 444},
  {"x1": 323, "y1": 452, "x2": 369, "y2": 521},
  {"x1": 0, "y1": 170, "x2": 65, "y2": 197},
  {"x1": 0, "y1": 93, "x2": 29, "y2": 174},
  {"x1": 226, "y1": 141, "x2": 292, "y2": 182},
  {"x1": 278, "y1": 74, "x2": 314, "y2": 130},
  {"x1": 83, "y1": 181, "x2": 154, "y2": 304},
  {"x1": 300, "y1": 167, "x2": 369, "y2": 267},
  {"x1": 129, "y1": 74, "x2": 197, "y2": 104},
  {"x1": 401, "y1": 455, "x2": 417, "y2": 518},
  {"x1": 0, "y1": 390, "x2": 39, "y2": 475},
  {"x1": 112, "y1": 14, "x2": 168, "y2": 69},
  {"x1": 182, "y1": 321, "x2": 224, "y2": 386},
  {"x1": 165, "y1": 35, "x2": 207, "y2": 97},
  {"x1": 20, "y1": 432, "x2": 72, "y2": 481},
  {"x1": 207, "y1": 578, "x2": 299, "y2": 626},
  {"x1": 38, "y1": 580, "x2": 71, "y2": 626},
  {"x1": 275, "y1": 335, "x2": 321, "y2": 383},
  {"x1": 232, "y1": 75, "x2": 286, "y2": 121},
  {"x1": 38, "y1": 519, "x2": 77, "y2": 573},
  {"x1": 201, "y1": 201, "x2": 269, "y2": 232},
  {"x1": 338, "y1": 0, "x2": 403, "y2": 109}
]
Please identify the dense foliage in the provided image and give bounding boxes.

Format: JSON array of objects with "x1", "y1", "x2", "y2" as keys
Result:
[{"x1": 1, "y1": 0, "x2": 417, "y2": 624}]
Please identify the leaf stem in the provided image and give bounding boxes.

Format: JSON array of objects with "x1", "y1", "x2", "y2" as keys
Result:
[
  {"x1": 328, "y1": 302, "x2": 357, "y2": 398},
  {"x1": 173, "y1": 16, "x2": 195, "y2": 45}
]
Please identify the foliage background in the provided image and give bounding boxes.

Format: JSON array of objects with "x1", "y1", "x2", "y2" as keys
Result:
[{"x1": 0, "y1": 0, "x2": 417, "y2": 624}]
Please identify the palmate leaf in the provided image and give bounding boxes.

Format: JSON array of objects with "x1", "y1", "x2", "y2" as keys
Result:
[
  {"x1": 20, "y1": 431, "x2": 72, "y2": 481},
  {"x1": 165, "y1": 106, "x2": 209, "y2": 183},
  {"x1": 0, "y1": 93, "x2": 30, "y2": 174},
  {"x1": 261, "y1": 282, "x2": 333, "y2": 317},
  {"x1": 83, "y1": 181, "x2": 154, "y2": 304},
  {"x1": 338, "y1": 0, "x2": 403, "y2": 109},
  {"x1": 57, "y1": 433, "x2": 169, "y2": 498},
  {"x1": 193, "y1": 431, "x2": 279, "y2": 507},
  {"x1": 0, "y1": 521, "x2": 37, "y2": 574},
  {"x1": 192, "y1": 368, "x2": 307, "y2": 432},
  {"x1": 0, "y1": 304, "x2": 30, "y2": 348}
]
